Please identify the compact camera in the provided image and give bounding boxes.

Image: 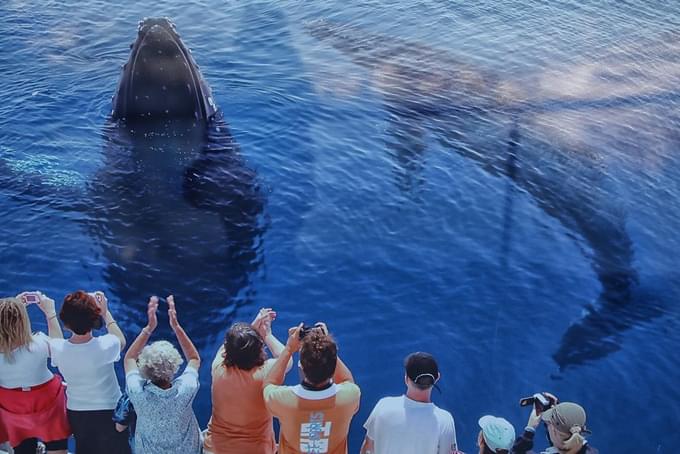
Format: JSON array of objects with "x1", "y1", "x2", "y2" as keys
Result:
[{"x1": 22, "y1": 292, "x2": 40, "y2": 305}]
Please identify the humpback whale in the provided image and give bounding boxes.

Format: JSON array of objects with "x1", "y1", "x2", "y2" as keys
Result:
[
  {"x1": 307, "y1": 21, "x2": 678, "y2": 369},
  {"x1": 89, "y1": 17, "x2": 266, "y2": 333},
  {"x1": 0, "y1": 18, "x2": 265, "y2": 337}
]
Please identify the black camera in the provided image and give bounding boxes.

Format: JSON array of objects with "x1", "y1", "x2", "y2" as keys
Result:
[
  {"x1": 299, "y1": 323, "x2": 323, "y2": 340},
  {"x1": 519, "y1": 392, "x2": 557, "y2": 413}
]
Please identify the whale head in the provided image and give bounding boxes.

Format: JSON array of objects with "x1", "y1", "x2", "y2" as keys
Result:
[{"x1": 111, "y1": 17, "x2": 218, "y2": 122}]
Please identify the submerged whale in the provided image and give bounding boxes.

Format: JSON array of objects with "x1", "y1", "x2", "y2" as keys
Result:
[
  {"x1": 308, "y1": 21, "x2": 678, "y2": 369},
  {"x1": 0, "y1": 18, "x2": 265, "y2": 336},
  {"x1": 89, "y1": 17, "x2": 265, "y2": 332}
]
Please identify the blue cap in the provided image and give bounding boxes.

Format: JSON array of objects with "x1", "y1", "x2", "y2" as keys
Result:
[{"x1": 478, "y1": 415, "x2": 515, "y2": 452}]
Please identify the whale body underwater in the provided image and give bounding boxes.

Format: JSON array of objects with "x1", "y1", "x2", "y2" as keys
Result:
[
  {"x1": 307, "y1": 21, "x2": 679, "y2": 370},
  {"x1": 89, "y1": 18, "x2": 266, "y2": 333},
  {"x1": 0, "y1": 17, "x2": 268, "y2": 336}
]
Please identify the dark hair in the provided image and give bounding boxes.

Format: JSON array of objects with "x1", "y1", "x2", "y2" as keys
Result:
[
  {"x1": 223, "y1": 323, "x2": 266, "y2": 370},
  {"x1": 413, "y1": 374, "x2": 436, "y2": 390},
  {"x1": 299, "y1": 331, "x2": 337, "y2": 385},
  {"x1": 480, "y1": 434, "x2": 508, "y2": 454},
  {"x1": 60, "y1": 290, "x2": 103, "y2": 335},
  {"x1": 404, "y1": 352, "x2": 438, "y2": 390}
]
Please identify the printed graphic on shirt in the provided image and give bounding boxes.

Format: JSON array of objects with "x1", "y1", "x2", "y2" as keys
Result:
[{"x1": 300, "y1": 411, "x2": 332, "y2": 453}]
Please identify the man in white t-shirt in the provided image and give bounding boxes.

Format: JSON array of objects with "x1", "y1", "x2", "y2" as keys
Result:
[{"x1": 360, "y1": 352, "x2": 458, "y2": 454}]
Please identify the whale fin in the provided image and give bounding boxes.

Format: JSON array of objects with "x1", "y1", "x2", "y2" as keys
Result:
[
  {"x1": 554, "y1": 286, "x2": 667, "y2": 369},
  {"x1": 182, "y1": 121, "x2": 266, "y2": 253},
  {"x1": 0, "y1": 151, "x2": 87, "y2": 212}
]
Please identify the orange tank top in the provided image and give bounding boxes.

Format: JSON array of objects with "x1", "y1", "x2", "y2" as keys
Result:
[{"x1": 204, "y1": 359, "x2": 277, "y2": 454}]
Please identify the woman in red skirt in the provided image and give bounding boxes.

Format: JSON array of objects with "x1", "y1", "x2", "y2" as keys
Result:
[{"x1": 0, "y1": 293, "x2": 71, "y2": 454}]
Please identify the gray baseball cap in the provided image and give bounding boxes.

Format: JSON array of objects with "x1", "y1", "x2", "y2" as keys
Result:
[{"x1": 541, "y1": 402, "x2": 590, "y2": 434}]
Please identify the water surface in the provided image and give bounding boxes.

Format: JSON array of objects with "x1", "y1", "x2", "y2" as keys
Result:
[{"x1": 1, "y1": 0, "x2": 679, "y2": 451}]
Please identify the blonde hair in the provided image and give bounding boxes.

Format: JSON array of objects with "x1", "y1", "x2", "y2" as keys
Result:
[
  {"x1": 548, "y1": 423, "x2": 586, "y2": 454},
  {"x1": 0, "y1": 298, "x2": 33, "y2": 362},
  {"x1": 138, "y1": 340, "x2": 184, "y2": 385}
]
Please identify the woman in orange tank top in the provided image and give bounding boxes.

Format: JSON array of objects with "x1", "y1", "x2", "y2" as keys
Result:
[{"x1": 203, "y1": 308, "x2": 290, "y2": 454}]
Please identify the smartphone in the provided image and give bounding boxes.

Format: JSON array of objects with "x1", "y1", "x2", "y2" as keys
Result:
[{"x1": 23, "y1": 293, "x2": 40, "y2": 305}]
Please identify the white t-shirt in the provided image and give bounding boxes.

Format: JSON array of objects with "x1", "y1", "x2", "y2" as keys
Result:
[
  {"x1": 364, "y1": 395, "x2": 458, "y2": 454},
  {"x1": 0, "y1": 332, "x2": 53, "y2": 388},
  {"x1": 50, "y1": 334, "x2": 122, "y2": 411}
]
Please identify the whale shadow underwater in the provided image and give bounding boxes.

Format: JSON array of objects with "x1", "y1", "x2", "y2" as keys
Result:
[
  {"x1": 0, "y1": 18, "x2": 266, "y2": 338},
  {"x1": 307, "y1": 21, "x2": 679, "y2": 370}
]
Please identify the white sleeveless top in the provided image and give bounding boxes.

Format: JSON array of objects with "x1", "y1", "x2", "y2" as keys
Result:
[{"x1": 0, "y1": 332, "x2": 53, "y2": 388}]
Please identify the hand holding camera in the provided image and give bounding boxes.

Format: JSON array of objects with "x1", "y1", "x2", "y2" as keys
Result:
[
  {"x1": 298, "y1": 322, "x2": 328, "y2": 340},
  {"x1": 519, "y1": 392, "x2": 559, "y2": 429},
  {"x1": 19, "y1": 291, "x2": 56, "y2": 318},
  {"x1": 89, "y1": 291, "x2": 108, "y2": 315},
  {"x1": 519, "y1": 392, "x2": 558, "y2": 414},
  {"x1": 20, "y1": 291, "x2": 41, "y2": 305},
  {"x1": 286, "y1": 323, "x2": 304, "y2": 352}
]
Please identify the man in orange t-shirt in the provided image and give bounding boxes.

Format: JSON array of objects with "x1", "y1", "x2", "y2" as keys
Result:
[{"x1": 264, "y1": 323, "x2": 360, "y2": 454}]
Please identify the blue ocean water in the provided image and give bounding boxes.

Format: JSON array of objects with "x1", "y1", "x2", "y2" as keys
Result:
[{"x1": 1, "y1": 0, "x2": 679, "y2": 452}]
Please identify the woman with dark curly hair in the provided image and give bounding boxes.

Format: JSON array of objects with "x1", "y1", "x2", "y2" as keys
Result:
[
  {"x1": 49, "y1": 290, "x2": 129, "y2": 453},
  {"x1": 203, "y1": 308, "x2": 290, "y2": 454}
]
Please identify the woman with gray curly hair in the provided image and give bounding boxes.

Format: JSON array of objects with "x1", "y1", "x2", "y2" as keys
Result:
[{"x1": 123, "y1": 295, "x2": 201, "y2": 454}]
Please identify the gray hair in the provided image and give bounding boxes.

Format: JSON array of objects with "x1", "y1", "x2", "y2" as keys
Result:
[{"x1": 138, "y1": 340, "x2": 183, "y2": 384}]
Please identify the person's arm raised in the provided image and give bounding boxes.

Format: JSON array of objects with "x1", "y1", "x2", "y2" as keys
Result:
[
  {"x1": 333, "y1": 356, "x2": 354, "y2": 384},
  {"x1": 95, "y1": 291, "x2": 126, "y2": 350},
  {"x1": 264, "y1": 323, "x2": 302, "y2": 387},
  {"x1": 212, "y1": 344, "x2": 226, "y2": 370},
  {"x1": 252, "y1": 308, "x2": 287, "y2": 358},
  {"x1": 124, "y1": 297, "x2": 158, "y2": 374},
  {"x1": 314, "y1": 323, "x2": 354, "y2": 384},
  {"x1": 168, "y1": 295, "x2": 200, "y2": 371},
  {"x1": 32, "y1": 292, "x2": 63, "y2": 339}
]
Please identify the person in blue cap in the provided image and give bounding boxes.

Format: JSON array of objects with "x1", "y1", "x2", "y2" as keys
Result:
[{"x1": 477, "y1": 415, "x2": 515, "y2": 454}]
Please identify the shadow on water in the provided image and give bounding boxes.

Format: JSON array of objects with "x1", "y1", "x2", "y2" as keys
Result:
[
  {"x1": 228, "y1": 4, "x2": 319, "y2": 237},
  {"x1": 307, "y1": 20, "x2": 679, "y2": 369}
]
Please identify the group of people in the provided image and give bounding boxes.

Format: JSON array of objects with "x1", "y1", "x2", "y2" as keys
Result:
[{"x1": 0, "y1": 291, "x2": 597, "y2": 454}]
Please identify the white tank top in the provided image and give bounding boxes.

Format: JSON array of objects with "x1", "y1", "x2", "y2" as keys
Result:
[{"x1": 0, "y1": 332, "x2": 54, "y2": 388}]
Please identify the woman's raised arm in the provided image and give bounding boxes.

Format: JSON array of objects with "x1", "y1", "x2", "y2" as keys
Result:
[
  {"x1": 167, "y1": 295, "x2": 200, "y2": 371},
  {"x1": 124, "y1": 296, "x2": 158, "y2": 374}
]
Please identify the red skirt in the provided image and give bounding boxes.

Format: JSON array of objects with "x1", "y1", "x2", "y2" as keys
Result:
[{"x1": 0, "y1": 374, "x2": 71, "y2": 446}]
